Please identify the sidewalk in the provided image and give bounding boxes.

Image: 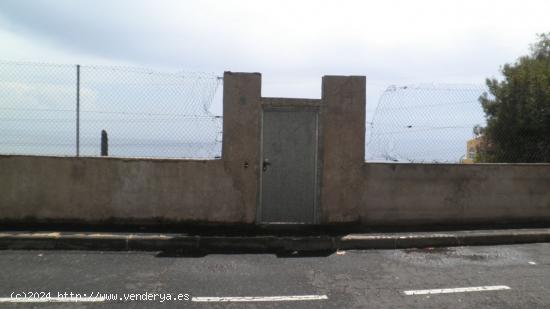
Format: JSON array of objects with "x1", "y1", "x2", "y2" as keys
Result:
[{"x1": 1, "y1": 228, "x2": 550, "y2": 252}]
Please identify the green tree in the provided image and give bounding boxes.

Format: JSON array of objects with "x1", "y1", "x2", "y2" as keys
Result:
[{"x1": 478, "y1": 33, "x2": 550, "y2": 162}]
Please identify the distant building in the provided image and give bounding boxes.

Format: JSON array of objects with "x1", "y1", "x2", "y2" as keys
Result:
[{"x1": 461, "y1": 135, "x2": 485, "y2": 164}]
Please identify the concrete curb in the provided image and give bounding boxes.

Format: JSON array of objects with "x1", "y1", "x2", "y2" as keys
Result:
[{"x1": 1, "y1": 228, "x2": 549, "y2": 252}]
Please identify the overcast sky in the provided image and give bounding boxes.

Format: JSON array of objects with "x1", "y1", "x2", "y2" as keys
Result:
[{"x1": 1, "y1": 0, "x2": 550, "y2": 113}]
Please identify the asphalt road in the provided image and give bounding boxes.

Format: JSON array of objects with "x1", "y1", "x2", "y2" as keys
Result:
[{"x1": 0, "y1": 243, "x2": 549, "y2": 308}]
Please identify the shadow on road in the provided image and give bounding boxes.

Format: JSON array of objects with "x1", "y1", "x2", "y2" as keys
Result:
[{"x1": 155, "y1": 249, "x2": 335, "y2": 258}]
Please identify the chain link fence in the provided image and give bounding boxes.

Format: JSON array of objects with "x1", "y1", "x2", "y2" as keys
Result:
[
  {"x1": 0, "y1": 61, "x2": 222, "y2": 159},
  {"x1": 4, "y1": 62, "x2": 547, "y2": 163},
  {"x1": 366, "y1": 84, "x2": 550, "y2": 163}
]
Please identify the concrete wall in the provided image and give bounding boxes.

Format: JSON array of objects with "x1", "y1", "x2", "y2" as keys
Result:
[
  {"x1": 0, "y1": 72, "x2": 262, "y2": 225},
  {"x1": 0, "y1": 156, "x2": 245, "y2": 224},
  {"x1": 221, "y1": 72, "x2": 262, "y2": 224},
  {"x1": 320, "y1": 76, "x2": 366, "y2": 223},
  {"x1": 362, "y1": 163, "x2": 550, "y2": 226},
  {"x1": 1, "y1": 71, "x2": 550, "y2": 228}
]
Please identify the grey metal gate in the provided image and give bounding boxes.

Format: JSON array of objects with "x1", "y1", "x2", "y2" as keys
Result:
[{"x1": 259, "y1": 107, "x2": 319, "y2": 224}]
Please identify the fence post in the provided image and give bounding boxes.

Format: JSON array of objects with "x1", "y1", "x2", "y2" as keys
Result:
[
  {"x1": 76, "y1": 64, "x2": 80, "y2": 157},
  {"x1": 101, "y1": 130, "x2": 108, "y2": 156}
]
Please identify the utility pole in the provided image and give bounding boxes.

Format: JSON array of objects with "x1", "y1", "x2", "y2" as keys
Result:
[{"x1": 76, "y1": 64, "x2": 80, "y2": 157}]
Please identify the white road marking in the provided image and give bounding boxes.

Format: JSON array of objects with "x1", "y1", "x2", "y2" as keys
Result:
[
  {"x1": 1, "y1": 294, "x2": 328, "y2": 303},
  {"x1": 528, "y1": 261, "x2": 537, "y2": 265},
  {"x1": 191, "y1": 295, "x2": 329, "y2": 302},
  {"x1": 404, "y1": 285, "x2": 511, "y2": 295},
  {"x1": 0, "y1": 297, "x2": 106, "y2": 303}
]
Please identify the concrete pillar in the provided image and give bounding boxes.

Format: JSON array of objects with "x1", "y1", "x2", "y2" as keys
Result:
[
  {"x1": 221, "y1": 72, "x2": 262, "y2": 223},
  {"x1": 320, "y1": 75, "x2": 366, "y2": 223}
]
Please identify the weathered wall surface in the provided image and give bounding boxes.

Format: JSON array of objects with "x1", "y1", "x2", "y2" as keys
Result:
[
  {"x1": 221, "y1": 72, "x2": 262, "y2": 224},
  {"x1": 361, "y1": 163, "x2": 550, "y2": 226},
  {"x1": 0, "y1": 156, "x2": 246, "y2": 223},
  {"x1": 320, "y1": 76, "x2": 366, "y2": 223},
  {"x1": 2, "y1": 155, "x2": 549, "y2": 226}
]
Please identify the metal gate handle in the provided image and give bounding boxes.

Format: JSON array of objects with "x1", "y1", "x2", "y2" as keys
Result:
[{"x1": 262, "y1": 159, "x2": 271, "y2": 172}]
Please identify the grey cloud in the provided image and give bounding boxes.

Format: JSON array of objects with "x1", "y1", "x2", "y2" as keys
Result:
[
  {"x1": 0, "y1": 0, "x2": 245, "y2": 70},
  {"x1": 0, "y1": 0, "x2": 536, "y2": 91}
]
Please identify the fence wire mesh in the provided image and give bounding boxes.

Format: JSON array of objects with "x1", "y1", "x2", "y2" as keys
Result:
[
  {"x1": 366, "y1": 83, "x2": 549, "y2": 163},
  {"x1": 0, "y1": 61, "x2": 222, "y2": 159}
]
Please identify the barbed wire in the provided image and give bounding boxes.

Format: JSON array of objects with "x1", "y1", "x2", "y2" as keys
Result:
[
  {"x1": 366, "y1": 84, "x2": 489, "y2": 163},
  {"x1": 365, "y1": 83, "x2": 548, "y2": 163}
]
